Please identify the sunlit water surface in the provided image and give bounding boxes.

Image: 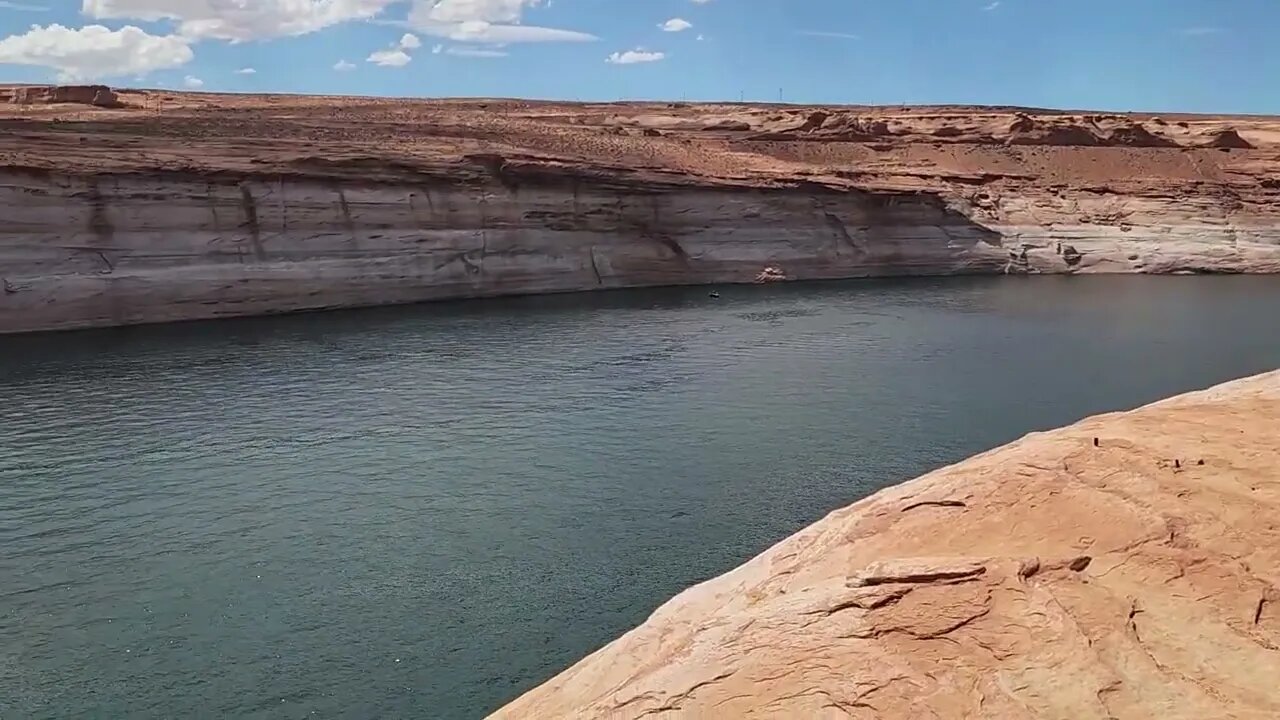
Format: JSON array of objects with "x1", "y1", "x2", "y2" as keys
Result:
[{"x1": 3, "y1": 276, "x2": 1279, "y2": 719}]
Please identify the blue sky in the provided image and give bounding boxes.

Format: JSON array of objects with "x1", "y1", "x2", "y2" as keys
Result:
[{"x1": 0, "y1": 0, "x2": 1276, "y2": 113}]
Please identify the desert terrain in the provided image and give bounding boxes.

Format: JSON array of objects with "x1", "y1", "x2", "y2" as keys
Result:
[
  {"x1": 494, "y1": 369, "x2": 1280, "y2": 719},
  {"x1": 3, "y1": 85, "x2": 1280, "y2": 332},
  {"x1": 6, "y1": 87, "x2": 1280, "y2": 718}
]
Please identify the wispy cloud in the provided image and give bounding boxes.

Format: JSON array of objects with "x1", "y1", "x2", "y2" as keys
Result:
[
  {"x1": 1179, "y1": 26, "x2": 1225, "y2": 36},
  {"x1": 0, "y1": 0, "x2": 48, "y2": 10},
  {"x1": 983, "y1": 1, "x2": 1000, "y2": 11},
  {"x1": 442, "y1": 45, "x2": 507, "y2": 57},
  {"x1": 333, "y1": 59, "x2": 356, "y2": 71},
  {"x1": 606, "y1": 48, "x2": 665, "y2": 64},
  {"x1": 405, "y1": 0, "x2": 596, "y2": 44},
  {"x1": 235, "y1": 67, "x2": 256, "y2": 74},
  {"x1": 796, "y1": 30, "x2": 860, "y2": 40},
  {"x1": 367, "y1": 48, "x2": 411, "y2": 66}
]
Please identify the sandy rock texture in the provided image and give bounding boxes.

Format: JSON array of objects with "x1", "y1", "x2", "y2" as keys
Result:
[
  {"x1": 0, "y1": 84, "x2": 119, "y2": 108},
  {"x1": 493, "y1": 370, "x2": 1280, "y2": 719},
  {"x1": 3, "y1": 87, "x2": 1280, "y2": 332}
]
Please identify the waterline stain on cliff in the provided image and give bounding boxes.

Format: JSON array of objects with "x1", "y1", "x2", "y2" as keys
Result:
[
  {"x1": 469, "y1": 154, "x2": 520, "y2": 195},
  {"x1": 239, "y1": 184, "x2": 268, "y2": 262},
  {"x1": 588, "y1": 248, "x2": 604, "y2": 286},
  {"x1": 626, "y1": 192, "x2": 690, "y2": 262},
  {"x1": 277, "y1": 178, "x2": 288, "y2": 233},
  {"x1": 8, "y1": 162, "x2": 1273, "y2": 335},
  {"x1": 822, "y1": 210, "x2": 867, "y2": 256},
  {"x1": 85, "y1": 180, "x2": 113, "y2": 246},
  {"x1": 420, "y1": 187, "x2": 436, "y2": 214},
  {"x1": 206, "y1": 182, "x2": 225, "y2": 249},
  {"x1": 336, "y1": 187, "x2": 358, "y2": 248}
]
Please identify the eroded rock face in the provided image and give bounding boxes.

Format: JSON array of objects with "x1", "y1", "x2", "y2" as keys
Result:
[
  {"x1": 493, "y1": 370, "x2": 1280, "y2": 719},
  {"x1": 0, "y1": 84, "x2": 120, "y2": 107},
  {"x1": 0, "y1": 172, "x2": 1006, "y2": 333},
  {"x1": 2, "y1": 92, "x2": 1280, "y2": 333}
]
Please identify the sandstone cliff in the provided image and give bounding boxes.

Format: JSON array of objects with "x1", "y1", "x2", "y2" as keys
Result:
[
  {"x1": 3, "y1": 87, "x2": 1280, "y2": 333},
  {"x1": 493, "y1": 370, "x2": 1280, "y2": 719}
]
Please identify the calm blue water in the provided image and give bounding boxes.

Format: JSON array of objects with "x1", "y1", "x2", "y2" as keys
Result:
[{"x1": 2, "y1": 276, "x2": 1279, "y2": 719}]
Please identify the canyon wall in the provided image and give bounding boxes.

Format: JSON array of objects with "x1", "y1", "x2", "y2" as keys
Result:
[
  {"x1": 492, "y1": 369, "x2": 1280, "y2": 719},
  {"x1": 4, "y1": 166, "x2": 1279, "y2": 334},
  {"x1": 3, "y1": 90, "x2": 1280, "y2": 333},
  {"x1": 0, "y1": 169, "x2": 1006, "y2": 334}
]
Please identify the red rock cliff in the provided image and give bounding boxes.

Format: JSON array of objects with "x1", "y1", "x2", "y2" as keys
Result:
[{"x1": 2, "y1": 89, "x2": 1280, "y2": 333}]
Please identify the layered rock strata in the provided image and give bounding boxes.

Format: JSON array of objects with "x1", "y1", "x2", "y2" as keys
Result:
[
  {"x1": 3, "y1": 88, "x2": 1280, "y2": 332},
  {"x1": 494, "y1": 370, "x2": 1280, "y2": 719}
]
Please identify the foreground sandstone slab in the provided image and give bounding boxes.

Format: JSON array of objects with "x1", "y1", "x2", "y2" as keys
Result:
[
  {"x1": 494, "y1": 370, "x2": 1280, "y2": 719},
  {"x1": 3, "y1": 88, "x2": 1280, "y2": 333}
]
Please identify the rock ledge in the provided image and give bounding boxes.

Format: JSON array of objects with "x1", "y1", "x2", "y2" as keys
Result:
[{"x1": 494, "y1": 370, "x2": 1280, "y2": 719}]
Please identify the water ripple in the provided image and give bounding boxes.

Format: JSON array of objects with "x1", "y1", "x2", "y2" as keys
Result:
[{"x1": 3, "y1": 276, "x2": 1280, "y2": 719}]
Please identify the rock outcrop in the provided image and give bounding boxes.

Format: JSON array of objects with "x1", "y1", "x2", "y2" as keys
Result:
[
  {"x1": 0, "y1": 84, "x2": 120, "y2": 108},
  {"x1": 493, "y1": 370, "x2": 1280, "y2": 719},
  {"x1": 2, "y1": 90, "x2": 1280, "y2": 333}
]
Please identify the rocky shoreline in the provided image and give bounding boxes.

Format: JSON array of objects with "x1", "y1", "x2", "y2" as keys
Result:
[
  {"x1": 492, "y1": 370, "x2": 1280, "y2": 718},
  {"x1": 3, "y1": 87, "x2": 1280, "y2": 333}
]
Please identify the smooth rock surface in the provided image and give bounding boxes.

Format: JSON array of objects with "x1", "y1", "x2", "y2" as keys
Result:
[
  {"x1": 493, "y1": 370, "x2": 1280, "y2": 719},
  {"x1": 3, "y1": 91, "x2": 1280, "y2": 332}
]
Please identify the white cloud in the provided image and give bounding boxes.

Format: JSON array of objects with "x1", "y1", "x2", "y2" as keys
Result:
[
  {"x1": 420, "y1": 0, "x2": 533, "y2": 23},
  {"x1": 983, "y1": 1, "x2": 1000, "y2": 10},
  {"x1": 367, "y1": 48, "x2": 411, "y2": 66},
  {"x1": 661, "y1": 18, "x2": 692, "y2": 32},
  {"x1": 442, "y1": 45, "x2": 507, "y2": 57},
  {"x1": 441, "y1": 21, "x2": 592, "y2": 42},
  {"x1": 334, "y1": 58, "x2": 356, "y2": 70},
  {"x1": 606, "y1": 48, "x2": 664, "y2": 64},
  {"x1": 696, "y1": 33, "x2": 704, "y2": 41},
  {"x1": 691, "y1": 0, "x2": 711, "y2": 3},
  {"x1": 235, "y1": 66, "x2": 256, "y2": 74},
  {"x1": 366, "y1": 30, "x2": 422, "y2": 66},
  {"x1": 406, "y1": 0, "x2": 594, "y2": 44},
  {"x1": 182, "y1": 74, "x2": 203, "y2": 88},
  {"x1": 0, "y1": 1, "x2": 48, "y2": 10},
  {"x1": 0, "y1": 23, "x2": 193, "y2": 81},
  {"x1": 82, "y1": 0, "x2": 399, "y2": 42}
]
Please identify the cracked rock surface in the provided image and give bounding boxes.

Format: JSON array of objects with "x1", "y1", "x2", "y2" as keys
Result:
[{"x1": 493, "y1": 370, "x2": 1280, "y2": 719}]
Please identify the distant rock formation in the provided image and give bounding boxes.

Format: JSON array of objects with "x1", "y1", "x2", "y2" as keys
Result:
[
  {"x1": 1204, "y1": 129, "x2": 1255, "y2": 149},
  {"x1": 1106, "y1": 124, "x2": 1179, "y2": 148},
  {"x1": 0, "y1": 85, "x2": 121, "y2": 108},
  {"x1": 1005, "y1": 114, "x2": 1178, "y2": 148},
  {"x1": 2, "y1": 93, "x2": 1280, "y2": 333}
]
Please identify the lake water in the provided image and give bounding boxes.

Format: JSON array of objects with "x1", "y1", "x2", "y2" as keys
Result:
[{"x1": 3, "y1": 276, "x2": 1280, "y2": 719}]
